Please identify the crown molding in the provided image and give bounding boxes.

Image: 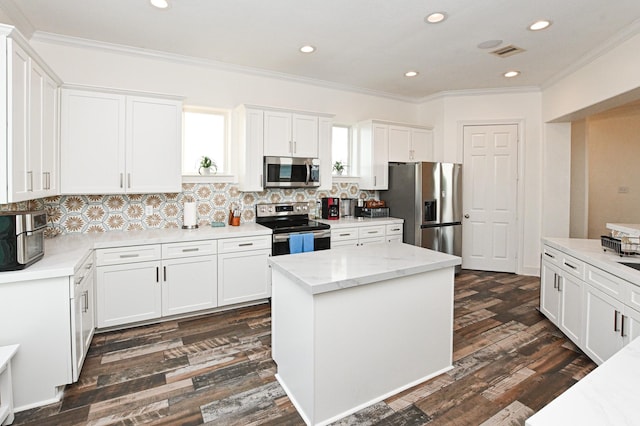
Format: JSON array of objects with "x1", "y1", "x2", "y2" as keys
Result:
[
  {"x1": 31, "y1": 31, "x2": 422, "y2": 104},
  {"x1": 541, "y1": 17, "x2": 640, "y2": 90},
  {"x1": 417, "y1": 86, "x2": 541, "y2": 103}
]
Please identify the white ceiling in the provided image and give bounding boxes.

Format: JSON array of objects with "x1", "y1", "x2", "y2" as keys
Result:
[{"x1": 2, "y1": 0, "x2": 640, "y2": 100}]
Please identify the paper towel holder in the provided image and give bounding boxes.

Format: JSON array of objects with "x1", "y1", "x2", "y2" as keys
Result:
[
  {"x1": 182, "y1": 224, "x2": 199, "y2": 229},
  {"x1": 182, "y1": 201, "x2": 199, "y2": 229}
]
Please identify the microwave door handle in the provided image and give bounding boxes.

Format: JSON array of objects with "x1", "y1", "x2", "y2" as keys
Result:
[{"x1": 305, "y1": 163, "x2": 310, "y2": 185}]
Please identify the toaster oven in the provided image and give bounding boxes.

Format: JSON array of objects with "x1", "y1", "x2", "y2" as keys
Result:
[{"x1": 0, "y1": 210, "x2": 47, "y2": 271}]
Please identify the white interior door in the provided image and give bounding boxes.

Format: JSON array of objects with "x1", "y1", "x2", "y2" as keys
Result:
[{"x1": 462, "y1": 124, "x2": 518, "y2": 272}]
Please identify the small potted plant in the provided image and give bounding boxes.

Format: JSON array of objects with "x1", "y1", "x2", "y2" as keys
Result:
[
  {"x1": 199, "y1": 156, "x2": 217, "y2": 175},
  {"x1": 333, "y1": 161, "x2": 347, "y2": 175}
]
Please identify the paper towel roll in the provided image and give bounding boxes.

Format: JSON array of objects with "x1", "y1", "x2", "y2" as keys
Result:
[{"x1": 183, "y1": 202, "x2": 197, "y2": 227}]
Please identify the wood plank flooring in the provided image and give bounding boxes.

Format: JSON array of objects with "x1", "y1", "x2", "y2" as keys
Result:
[{"x1": 13, "y1": 270, "x2": 596, "y2": 425}]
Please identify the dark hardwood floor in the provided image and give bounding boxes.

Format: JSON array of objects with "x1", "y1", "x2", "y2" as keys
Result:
[{"x1": 13, "y1": 270, "x2": 596, "y2": 425}]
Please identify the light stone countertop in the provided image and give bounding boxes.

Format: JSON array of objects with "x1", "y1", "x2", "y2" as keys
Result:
[
  {"x1": 606, "y1": 223, "x2": 640, "y2": 237},
  {"x1": 525, "y1": 334, "x2": 640, "y2": 425},
  {"x1": 0, "y1": 223, "x2": 271, "y2": 284},
  {"x1": 543, "y1": 238, "x2": 640, "y2": 286},
  {"x1": 316, "y1": 216, "x2": 404, "y2": 228},
  {"x1": 268, "y1": 242, "x2": 460, "y2": 295}
]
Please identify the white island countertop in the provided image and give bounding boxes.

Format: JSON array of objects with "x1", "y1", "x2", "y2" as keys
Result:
[
  {"x1": 526, "y1": 335, "x2": 640, "y2": 425},
  {"x1": 316, "y1": 216, "x2": 403, "y2": 228},
  {"x1": 268, "y1": 242, "x2": 460, "y2": 295},
  {"x1": 0, "y1": 223, "x2": 271, "y2": 284}
]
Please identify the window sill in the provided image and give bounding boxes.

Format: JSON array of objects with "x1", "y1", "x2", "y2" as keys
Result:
[
  {"x1": 332, "y1": 175, "x2": 360, "y2": 183},
  {"x1": 182, "y1": 174, "x2": 236, "y2": 184}
]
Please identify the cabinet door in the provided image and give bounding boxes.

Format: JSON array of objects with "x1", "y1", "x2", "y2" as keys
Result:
[
  {"x1": 411, "y1": 128, "x2": 434, "y2": 162},
  {"x1": 162, "y1": 255, "x2": 217, "y2": 316},
  {"x1": 540, "y1": 260, "x2": 561, "y2": 325},
  {"x1": 81, "y1": 266, "x2": 95, "y2": 356},
  {"x1": 28, "y1": 60, "x2": 45, "y2": 195},
  {"x1": 61, "y1": 90, "x2": 126, "y2": 194},
  {"x1": 71, "y1": 280, "x2": 84, "y2": 381},
  {"x1": 292, "y1": 113, "x2": 318, "y2": 158},
  {"x1": 559, "y1": 274, "x2": 583, "y2": 345},
  {"x1": 264, "y1": 110, "x2": 292, "y2": 156},
  {"x1": 359, "y1": 236, "x2": 386, "y2": 246},
  {"x1": 622, "y1": 306, "x2": 640, "y2": 346},
  {"x1": 388, "y1": 125, "x2": 411, "y2": 162},
  {"x1": 331, "y1": 239, "x2": 359, "y2": 248},
  {"x1": 8, "y1": 41, "x2": 30, "y2": 202},
  {"x1": 96, "y1": 261, "x2": 162, "y2": 328},
  {"x1": 41, "y1": 74, "x2": 58, "y2": 196},
  {"x1": 218, "y1": 249, "x2": 271, "y2": 306},
  {"x1": 234, "y1": 107, "x2": 264, "y2": 192},
  {"x1": 583, "y1": 283, "x2": 624, "y2": 365},
  {"x1": 126, "y1": 96, "x2": 182, "y2": 193},
  {"x1": 318, "y1": 116, "x2": 332, "y2": 190}
]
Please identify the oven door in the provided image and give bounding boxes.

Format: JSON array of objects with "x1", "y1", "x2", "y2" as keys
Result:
[
  {"x1": 272, "y1": 229, "x2": 331, "y2": 256},
  {"x1": 264, "y1": 156, "x2": 320, "y2": 188}
]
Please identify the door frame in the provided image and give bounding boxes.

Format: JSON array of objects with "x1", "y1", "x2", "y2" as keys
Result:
[{"x1": 457, "y1": 119, "x2": 526, "y2": 275}]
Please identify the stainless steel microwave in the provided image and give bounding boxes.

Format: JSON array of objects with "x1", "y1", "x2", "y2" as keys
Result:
[
  {"x1": 0, "y1": 210, "x2": 47, "y2": 271},
  {"x1": 264, "y1": 156, "x2": 320, "y2": 188}
]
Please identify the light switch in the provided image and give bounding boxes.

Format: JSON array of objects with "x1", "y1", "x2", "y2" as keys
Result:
[{"x1": 618, "y1": 186, "x2": 629, "y2": 194}]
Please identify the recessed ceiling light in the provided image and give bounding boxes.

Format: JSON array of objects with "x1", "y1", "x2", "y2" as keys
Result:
[
  {"x1": 504, "y1": 70, "x2": 520, "y2": 78},
  {"x1": 299, "y1": 45, "x2": 316, "y2": 54},
  {"x1": 405, "y1": 71, "x2": 419, "y2": 77},
  {"x1": 150, "y1": 0, "x2": 169, "y2": 8},
  {"x1": 528, "y1": 20, "x2": 552, "y2": 31},
  {"x1": 477, "y1": 40, "x2": 503, "y2": 49},
  {"x1": 424, "y1": 12, "x2": 447, "y2": 24}
]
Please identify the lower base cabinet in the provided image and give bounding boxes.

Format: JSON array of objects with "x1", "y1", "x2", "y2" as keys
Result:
[
  {"x1": 162, "y1": 256, "x2": 217, "y2": 316},
  {"x1": 331, "y1": 223, "x2": 404, "y2": 248},
  {"x1": 217, "y1": 236, "x2": 271, "y2": 307}
]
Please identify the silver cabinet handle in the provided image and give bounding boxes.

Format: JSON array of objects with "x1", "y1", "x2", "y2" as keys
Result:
[
  {"x1": 553, "y1": 274, "x2": 557, "y2": 289},
  {"x1": 374, "y1": 176, "x2": 377, "y2": 186},
  {"x1": 289, "y1": 141, "x2": 293, "y2": 154},
  {"x1": 120, "y1": 173, "x2": 124, "y2": 188},
  {"x1": 294, "y1": 141, "x2": 297, "y2": 153},
  {"x1": 557, "y1": 276, "x2": 562, "y2": 292},
  {"x1": 83, "y1": 291, "x2": 89, "y2": 313},
  {"x1": 119, "y1": 254, "x2": 139, "y2": 258},
  {"x1": 339, "y1": 233, "x2": 351, "y2": 237},
  {"x1": 28, "y1": 171, "x2": 33, "y2": 191},
  {"x1": 156, "y1": 266, "x2": 159, "y2": 283},
  {"x1": 614, "y1": 310, "x2": 620, "y2": 332},
  {"x1": 128, "y1": 173, "x2": 131, "y2": 189},
  {"x1": 367, "y1": 231, "x2": 378, "y2": 234},
  {"x1": 239, "y1": 242, "x2": 253, "y2": 247},
  {"x1": 390, "y1": 228, "x2": 400, "y2": 232},
  {"x1": 544, "y1": 252, "x2": 555, "y2": 259},
  {"x1": 621, "y1": 314, "x2": 627, "y2": 337},
  {"x1": 42, "y1": 172, "x2": 47, "y2": 190},
  {"x1": 85, "y1": 263, "x2": 93, "y2": 269},
  {"x1": 564, "y1": 261, "x2": 577, "y2": 270},
  {"x1": 182, "y1": 248, "x2": 199, "y2": 252},
  {"x1": 163, "y1": 266, "x2": 167, "y2": 282},
  {"x1": 75, "y1": 277, "x2": 83, "y2": 285}
]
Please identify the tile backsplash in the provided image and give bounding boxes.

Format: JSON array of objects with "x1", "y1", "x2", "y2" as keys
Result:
[{"x1": 0, "y1": 183, "x2": 376, "y2": 237}]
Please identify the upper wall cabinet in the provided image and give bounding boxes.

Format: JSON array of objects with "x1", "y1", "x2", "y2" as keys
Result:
[
  {"x1": 61, "y1": 87, "x2": 183, "y2": 195},
  {"x1": 1, "y1": 26, "x2": 61, "y2": 204},
  {"x1": 357, "y1": 120, "x2": 389, "y2": 190},
  {"x1": 233, "y1": 105, "x2": 333, "y2": 192},
  {"x1": 388, "y1": 125, "x2": 434, "y2": 162},
  {"x1": 264, "y1": 111, "x2": 319, "y2": 158}
]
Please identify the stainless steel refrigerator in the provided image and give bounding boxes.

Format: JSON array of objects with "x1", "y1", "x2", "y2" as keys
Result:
[{"x1": 380, "y1": 162, "x2": 462, "y2": 260}]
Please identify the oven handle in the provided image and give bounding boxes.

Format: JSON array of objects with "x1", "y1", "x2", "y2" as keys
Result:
[{"x1": 273, "y1": 229, "x2": 331, "y2": 243}]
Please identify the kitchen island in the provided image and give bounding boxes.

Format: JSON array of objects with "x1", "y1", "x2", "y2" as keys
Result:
[{"x1": 269, "y1": 243, "x2": 461, "y2": 426}]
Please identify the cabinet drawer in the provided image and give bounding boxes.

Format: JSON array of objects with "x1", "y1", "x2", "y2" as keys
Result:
[
  {"x1": 218, "y1": 235, "x2": 271, "y2": 253},
  {"x1": 359, "y1": 225, "x2": 385, "y2": 239},
  {"x1": 541, "y1": 245, "x2": 561, "y2": 266},
  {"x1": 331, "y1": 228, "x2": 358, "y2": 241},
  {"x1": 385, "y1": 224, "x2": 403, "y2": 236},
  {"x1": 560, "y1": 253, "x2": 584, "y2": 280},
  {"x1": 96, "y1": 245, "x2": 161, "y2": 266},
  {"x1": 162, "y1": 240, "x2": 217, "y2": 259},
  {"x1": 628, "y1": 284, "x2": 640, "y2": 312},
  {"x1": 74, "y1": 251, "x2": 95, "y2": 287},
  {"x1": 585, "y1": 264, "x2": 629, "y2": 300}
]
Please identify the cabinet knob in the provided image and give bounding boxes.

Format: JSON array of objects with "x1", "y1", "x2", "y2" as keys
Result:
[{"x1": 464, "y1": 214, "x2": 470, "y2": 219}]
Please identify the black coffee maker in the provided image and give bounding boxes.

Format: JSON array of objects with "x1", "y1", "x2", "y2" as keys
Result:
[{"x1": 321, "y1": 197, "x2": 340, "y2": 220}]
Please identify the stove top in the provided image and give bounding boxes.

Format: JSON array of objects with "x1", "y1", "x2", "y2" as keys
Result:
[{"x1": 256, "y1": 202, "x2": 330, "y2": 234}]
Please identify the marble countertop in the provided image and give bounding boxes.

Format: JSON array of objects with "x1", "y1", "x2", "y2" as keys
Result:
[
  {"x1": 268, "y1": 242, "x2": 460, "y2": 295},
  {"x1": 525, "y1": 335, "x2": 640, "y2": 425},
  {"x1": 543, "y1": 238, "x2": 640, "y2": 286},
  {"x1": 0, "y1": 223, "x2": 271, "y2": 284},
  {"x1": 316, "y1": 216, "x2": 403, "y2": 228}
]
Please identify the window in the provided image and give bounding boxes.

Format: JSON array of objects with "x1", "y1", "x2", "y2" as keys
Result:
[
  {"x1": 182, "y1": 108, "x2": 228, "y2": 175},
  {"x1": 332, "y1": 125, "x2": 354, "y2": 175}
]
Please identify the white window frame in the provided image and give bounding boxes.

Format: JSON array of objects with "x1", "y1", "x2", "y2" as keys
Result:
[
  {"x1": 332, "y1": 124, "x2": 357, "y2": 177},
  {"x1": 181, "y1": 106, "x2": 234, "y2": 182}
]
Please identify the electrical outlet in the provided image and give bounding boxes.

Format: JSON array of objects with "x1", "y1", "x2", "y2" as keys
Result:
[
  {"x1": 145, "y1": 205, "x2": 154, "y2": 215},
  {"x1": 618, "y1": 186, "x2": 630, "y2": 194}
]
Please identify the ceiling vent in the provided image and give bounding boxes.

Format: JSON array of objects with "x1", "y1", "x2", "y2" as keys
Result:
[{"x1": 490, "y1": 45, "x2": 525, "y2": 58}]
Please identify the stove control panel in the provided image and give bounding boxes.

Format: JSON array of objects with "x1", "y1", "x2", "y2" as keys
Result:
[{"x1": 256, "y1": 202, "x2": 310, "y2": 218}]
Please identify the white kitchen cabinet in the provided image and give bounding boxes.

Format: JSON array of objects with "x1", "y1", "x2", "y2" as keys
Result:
[
  {"x1": 217, "y1": 236, "x2": 271, "y2": 306},
  {"x1": 539, "y1": 247, "x2": 584, "y2": 346},
  {"x1": 264, "y1": 110, "x2": 318, "y2": 158},
  {"x1": 61, "y1": 87, "x2": 182, "y2": 194},
  {"x1": 233, "y1": 106, "x2": 264, "y2": 192},
  {"x1": 583, "y1": 283, "x2": 626, "y2": 365},
  {"x1": 71, "y1": 252, "x2": 95, "y2": 381},
  {"x1": 358, "y1": 225, "x2": 386, "y2": 246},
  {"x1": 161, "y1": 240, "x2": 217, "y2": 316},
  {"x1": 330, "y1": 222, "x2": 403, "y2": 248},
  {"x1": 388, "y1": 125, "x2": 433, "y2": 162},
  {"x1": 2, "y1": 31, "x2": 60, "y2": 204},
  {"x1": 318, "y1": 116, "x2": 333, "y2": 190},
  {"x1": 386, "y1": 223, "x2": 404, "y2": 243},
  {"x1": 358, "y1": 120, "x2": 389, "y2": 190}
]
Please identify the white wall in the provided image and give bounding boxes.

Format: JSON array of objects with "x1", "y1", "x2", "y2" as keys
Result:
[
  {"x1": 30, "y1": 40, "x2": 422, "y2": 127},
  {"x1": 419, "y1": 90, "x2": 544, "y2": 275}
]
